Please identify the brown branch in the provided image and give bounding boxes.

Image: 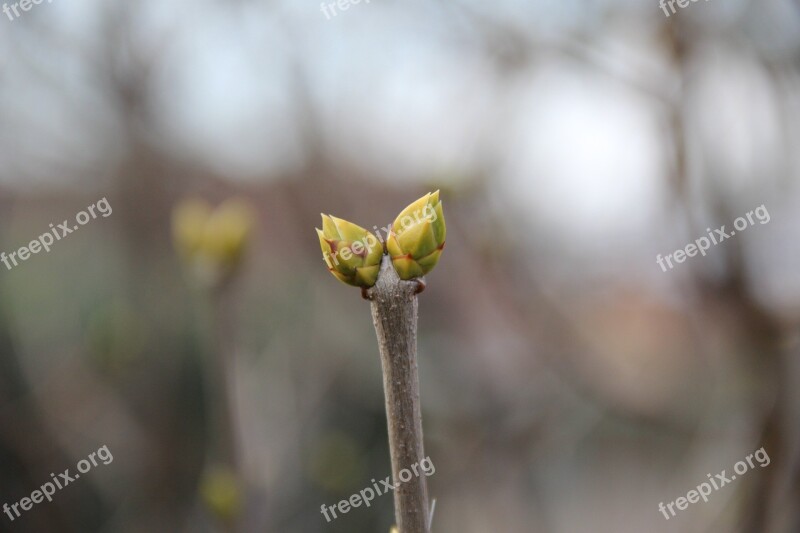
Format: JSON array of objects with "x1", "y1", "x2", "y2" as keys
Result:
[{"x1": 366, "y1": 255, "x2": 431, "y2": 533}]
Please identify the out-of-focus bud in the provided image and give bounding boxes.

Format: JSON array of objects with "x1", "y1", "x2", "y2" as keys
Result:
[
  {"x1": 200, "y1": 465, "x2": 242, "y2": 522},
  {"x1": 317, "y1": 214, "x2": 382, "y2": 288},
  {"x1": 172, "y1": 198, "x2": 255, "y2": 287},
  {"x1": 386, "y1": 191, "x2": 445, "y2": 280}
]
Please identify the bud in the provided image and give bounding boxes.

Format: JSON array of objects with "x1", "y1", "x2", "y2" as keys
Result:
[
  {"x1": 200, "y1": 465, "x2": 242, "y2": 521},
  {"x1": 317, "y1": 214, "x2": 383, "y2": 288},
  {"x1": 386, "y1": 191, "x2": 445, "y2": 280},
  {"x1": 172, "y1": 199, "x2": 212, "y2": 257},
  {"x1": 203, "y1": 199, "x2": 254, "y2": 266},
  {"x1": 172, "y1": 198, "x2": 255, "y2": 287}
]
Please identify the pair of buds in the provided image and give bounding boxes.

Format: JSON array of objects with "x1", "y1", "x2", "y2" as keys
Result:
[
  {"x1": 316, "y1": 192, "x2": 446, "y2": 288},
  {"x1": 172, "y1": 198, "x2": 256, "y2": 287}
]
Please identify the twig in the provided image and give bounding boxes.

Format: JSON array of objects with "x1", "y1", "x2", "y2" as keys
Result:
[{"x1": 366, "y1": 255, "x2": 430, "y2": 533}]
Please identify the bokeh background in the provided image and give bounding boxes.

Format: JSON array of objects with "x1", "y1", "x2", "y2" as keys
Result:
[{"x1": 2, "y1": 0, "x2": 800, "y2": 532}]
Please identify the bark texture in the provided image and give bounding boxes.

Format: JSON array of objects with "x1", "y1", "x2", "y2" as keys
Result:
[{"x1": 367, "y1": 255, "x2": 430, "y2": 533}]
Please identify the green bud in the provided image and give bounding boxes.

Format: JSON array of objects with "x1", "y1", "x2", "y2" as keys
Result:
[
  {"x1": 387, "y1": 191, "x2": 446, "y2": 280},
  {"x1": 172, "y1": 198, "x2": 255, "y2": 287},
  {"x1": 200, "y1": 465, "x2": 242, "y2": 521},
  {"x1": 317, "y1": 214, "x2": 383, "y2": 288}
]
